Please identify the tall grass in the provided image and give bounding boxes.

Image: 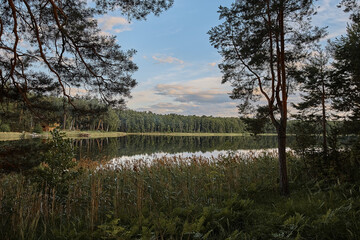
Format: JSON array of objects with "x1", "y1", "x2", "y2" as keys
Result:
[{"x1": 0, "y1": 153, "x2": 359, "y2": 239}]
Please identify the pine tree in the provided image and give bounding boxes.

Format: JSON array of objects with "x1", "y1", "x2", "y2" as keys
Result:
[
  {"x1": 330, "y1": 3, "x2": 360, "y2": 121},
  {"x1": 0, "y1": 0, "x2": 173, "y2": 109},
  {"x1": 293, "y1": 48, "x2": 331, "y2": 159},
  {"x1": 208, "y1": 0, "x2": 325, "y2": 195}
]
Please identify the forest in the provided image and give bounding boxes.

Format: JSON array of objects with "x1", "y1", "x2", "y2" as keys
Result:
[{"x1": 0, "y1": 96, "x2": 247, "y2": 133}]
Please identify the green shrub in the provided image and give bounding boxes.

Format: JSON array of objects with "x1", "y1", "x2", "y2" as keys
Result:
[
  {"x1": 30, "y1": 130, "x2": 77, "y2": 198},
  {"x1": 33, "y1": 123, "x2": 43, "y2": 133},
  {"x1": 0, "y1": 123, "x2": 11, "y2": 132}
]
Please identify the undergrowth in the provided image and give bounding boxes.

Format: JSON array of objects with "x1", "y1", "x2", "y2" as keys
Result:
[{"x1": 0, "y1": 132, "x2": 359, "y2": 239}]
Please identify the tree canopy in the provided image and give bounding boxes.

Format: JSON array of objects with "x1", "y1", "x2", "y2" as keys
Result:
[
  {"x1": 209, "y1": 0, "x2": 325, "y2": 195},
  {"x1": 293, "y1": 49, "x2": 331, "y2": 160},
  {"x1": 0, "y1": 0, "x2": 173, "y2": 108},
  {"x1": 330, "y1": 4, "x2": 360, "y2": 120}
]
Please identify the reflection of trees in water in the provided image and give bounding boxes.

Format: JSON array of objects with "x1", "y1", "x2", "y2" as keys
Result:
[
  {"x1": 73, "y1": 138, "x2": 120, "y2": 161},
  {"x1": 2, "y1": 135, "x2": 354, "y2": 171},
  {"x1": 74, "y1": 135, "x2": 298, "y2": 161},
  {"x1": 0, "y1": 139, "x2": 46, "y2": 173},
  {"x1": 0, "y1": 136, "x2": 300, "y2": 171}
]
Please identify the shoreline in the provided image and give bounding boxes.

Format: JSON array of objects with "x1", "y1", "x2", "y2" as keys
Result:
[{"x1": 0, "y1": 131, "x2": 277, "y2": 141}]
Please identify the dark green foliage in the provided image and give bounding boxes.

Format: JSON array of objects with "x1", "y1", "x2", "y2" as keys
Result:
[
  {"x1": 292, "y1": 48, "x2": 331, "y2": 162},
  {"x1": 292, "y1": 49, "x2": 331, "y2": 120},
  {"x1": 0, "y1": 95, "x2": 248, "y2": 133},
  {"x1": 289, "y1": 121, "x2": 318, "y2": 156},
  {"x1": 328, "y1": 135, "x2": 360, "y2": 182},
  {"x1": 208, "y1": 0, "x2": 324, "y2": 114},
  {"x1": 30, "y1": 130, "x2": 77, "y2": 197},
  {"x1": 290, "y1": 122, "x2": 360, "y2": 183},
  {"x1": 0, "y1": 97, "x2": 35, "y2": 132},
  {"x1": 0, "y1": 123, "x2": 10, "y2": 132},
  {"x1": 330, "y1": 4, "x2": 360, "y2": 120},
  {"x1": 208, "y1": 0, "x2": 325, "y2": 196},
  {"x1": 105, "y1": 108, "x2": 120, "y2": 132},
  {"x1": 0, "y1": 0, "x2": 173, "y2": 108},
  {"x1": 117, "y1": 110, "x2": 246, "y2": 133},
  {"x1": 339, "y1": 0, "x2": 360, "y2": 22},
  {"x1": 94, "y1": 0, "x2": 174, "y2": 19},
  {"x1": 1, "y1": 152, "x2": 360, "y2": 239},
  {"x1": 32, "y1": 123, "x2": 43, "y2": 134},
  {"x1": 341, "y1": 120, "x2": 360, "y2": 134},
  {"x1": 0, "y1": 139, "x2": 46, "y2": 173},
  {"x1": 349, "y1": 137, "x2": 360, "y2": 179},
  {"x1": 241, "y1": 106, "x2": 271, "y2": 136}
]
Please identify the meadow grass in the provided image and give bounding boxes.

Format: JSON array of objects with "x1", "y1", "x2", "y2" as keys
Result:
[
  {"x1": 0, "y1": 152, "x2": 359, "y2": 239},
  {"x1": 0, "y1": 132, "x2": 31, "y2": 141},
  {"x1": 0, "y1": 131, "x2": 128, "y2": 141},
  {"x1": 62, "y1": 130, "x2": 127, "y2": 139}
]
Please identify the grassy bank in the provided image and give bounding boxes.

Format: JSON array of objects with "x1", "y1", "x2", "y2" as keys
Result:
[
  {"x1": 127, "y1": 132, "x2": 252, "y2": 137},
  {"x1": 0, "y1": 132, "x2": 33, "y2": 141},
  {"x1": 62, "y1": 130, "x2": 127, "y2": 139},
  {"x1": 0, "y1": 131, "x2": 128, "y2": 141},
  {"x1": 0, "y1": 131, "x2": 252, "y2": 141},
  {"x1": 1, "y1": 152, "x2": 359, "y2": 239}
]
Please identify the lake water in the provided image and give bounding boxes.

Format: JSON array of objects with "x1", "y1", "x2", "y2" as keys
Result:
[
  {"x1": 1, "y1": 135, "x2": 295, "y2": 172},
  {"x1": 74, "y1": 135, "x2": 291, "y2": 160}
]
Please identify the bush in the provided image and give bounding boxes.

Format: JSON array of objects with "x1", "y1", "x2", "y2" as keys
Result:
[
  {"x1": 30, "y1": 130, "x2": 77, "y2": 198},
  {"x1": 0, "y1": 123, "x2": 11, "y2": 132},
  {"x1": 33, "y1": 124, "x2": 43, "y2": 133}
]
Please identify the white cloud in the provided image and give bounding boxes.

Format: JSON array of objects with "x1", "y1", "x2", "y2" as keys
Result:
[
  {"x1": 312, "y1": 0, "x2": 351, "y2": 41},
  {"x1": 137, "y1": 101, "x2": 239, "y2": 117},
  {"x1": 127, "y1": 76, "x2": 239, "y2": 117},
  {"x1": 208, "y1": 62, "x2": 217, "y2": 67},
  {"x1": 65, "y1": 87, "x2": 87, "y2": 96},
  {"x1": 139, "y1": 102, "x2": 190, "y2": 114},
  {"x1": 98, "y1": 16, "x2": 132, "y2": 34},
  {"x1": 155, "y1": 81, "x2": 230, "y2": 104},
  {"x1": 152, "y1": 55, "x2": 185, "y2": 65}
]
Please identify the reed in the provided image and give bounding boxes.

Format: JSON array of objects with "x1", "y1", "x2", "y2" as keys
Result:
[{"x1": 0, "y1": 153, "x2": 359, "y2": 239}]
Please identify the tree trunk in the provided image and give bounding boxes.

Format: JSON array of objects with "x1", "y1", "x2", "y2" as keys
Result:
[
  {"x1": 70, "y1": 119, "x2": 74, "y2": 131},
  {"x1": 321, "y1": 79, "x2": 328, "y2": 161},
  {"x1": 97, "y1": 119, "x2": 102, "y2": 131},
  {"x1": 277, "y1": 123, "x2": 289, "y2": 196},
  {"x1": 63, "y1": 113, "x2": 67, "y2": 130},
  {"x1": 278, "y1": 5, "x2": 289, "y2": 196}
]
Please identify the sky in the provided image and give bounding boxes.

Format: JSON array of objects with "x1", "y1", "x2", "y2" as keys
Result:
[{"x1": 96, "y1": 0, "x2": 351, "y2": 117}]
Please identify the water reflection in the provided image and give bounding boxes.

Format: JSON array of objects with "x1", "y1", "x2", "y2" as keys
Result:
[
  {"x1": 74, "y1": 135, "x2": 289, "y2": 162},
  {"x1": 1, "y1": 135, "x2": 296, "y2": 173}
]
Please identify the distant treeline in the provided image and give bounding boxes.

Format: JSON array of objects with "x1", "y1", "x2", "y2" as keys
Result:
[
  {"x1": 0, "y1": 95, "x2": 347, "y2": 134},
  {"x1": 0, "y1": 96, "x2": 247, "y2": 133},
  {"x1": 117, "y1": 110, "x2": 246, "y2": 133}
]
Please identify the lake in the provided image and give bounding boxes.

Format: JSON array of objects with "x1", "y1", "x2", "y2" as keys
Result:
[
  {"x1": 0, "y1": 135, "x2": 296, "y2": 173},
  {"x1": 73, "y1": 135, "x2": 292, "y2": 161}
]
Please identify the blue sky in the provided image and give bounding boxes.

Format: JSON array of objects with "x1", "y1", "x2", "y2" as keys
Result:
[{"x1": 97, "y1": 0, "x2": 351, "y2": 117}]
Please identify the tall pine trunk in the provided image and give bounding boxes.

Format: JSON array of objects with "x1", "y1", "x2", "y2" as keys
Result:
[
  {"x1": 277, "y1": 122, "x2": 289, "y2": 195},
  {"x1": 321, "y1": 78, "x2": 328, "y2": 160},
  {"x1": 278, "y1": 6, "x2": 289, "y2": 196}
]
